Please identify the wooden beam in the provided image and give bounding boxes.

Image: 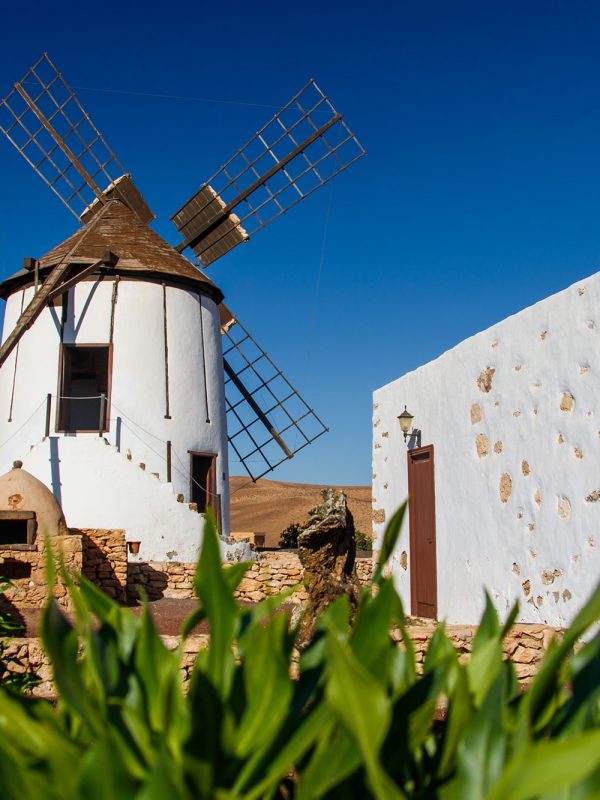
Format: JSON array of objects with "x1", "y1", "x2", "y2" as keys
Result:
[
  {"x1": 46, "y1": 252, "x2": 117, "y2": 301},
  {"x1": 0, "y1": 205, "x2": 114, "y2": 369},
  {"x1": 177, "y1": 113, "x2": 342, "y2": 253}
]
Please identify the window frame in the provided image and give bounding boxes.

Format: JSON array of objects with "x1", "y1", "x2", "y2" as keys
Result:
[
  {"x1": 0, "y1": 510, "x2": 37, "y2": 549},
  {"x1": 56, "y1": 343, "x2": 113, "y2": 434}
]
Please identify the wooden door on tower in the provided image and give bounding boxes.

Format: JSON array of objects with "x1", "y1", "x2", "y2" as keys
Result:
[
  {"x1": 189, "y1": 452, "x2": 221, "y2": 530},
  {"x1": 407, "y1": 444, "x2": 437, "y2": 619}
]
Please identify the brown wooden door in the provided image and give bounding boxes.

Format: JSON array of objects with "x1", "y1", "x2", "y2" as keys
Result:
[{"x1": 407, "y1": 444, "x2": 437, "y2": 618}]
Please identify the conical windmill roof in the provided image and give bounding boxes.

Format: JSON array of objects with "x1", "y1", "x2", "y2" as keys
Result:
[{"x1": 0, "y1": 201, "x2": 223, "y2": 302}]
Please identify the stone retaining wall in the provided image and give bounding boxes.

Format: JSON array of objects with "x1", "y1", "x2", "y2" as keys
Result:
[
  {"x1": 0, "y1": 535, "x2": 82, "y2": 610},
  {"x1": 126, "y1": 551, "x2": 374, "y2": 603},
  {"x1": 397, "y1": 621, "x2": 560, "y2": 682},
  {"x1": 0, "y1": 635, "x2": 211, "y2": 697},
  {"x1": 79, "y1": 528, "x2": 127, "y2": 602},
  {"x1": 1, "y1": 620, "x2": 559, "y2": 696}
]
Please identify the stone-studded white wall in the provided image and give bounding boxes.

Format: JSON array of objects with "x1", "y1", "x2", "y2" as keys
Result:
[
  {"x1": 372, "y1": 271, "x2": 600, "y2": 627},
  {"x1": 0, "y1": 276, "x2": 230, "y2": 554}
]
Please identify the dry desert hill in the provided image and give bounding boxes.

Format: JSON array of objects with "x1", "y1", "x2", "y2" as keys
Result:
[{"x1": 229, "y1": 476, "x2": 372, "y2": 548}]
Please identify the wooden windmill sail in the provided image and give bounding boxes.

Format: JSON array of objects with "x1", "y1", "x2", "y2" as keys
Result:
[{"x1": 0, "y1": 53, "x2": 365, "y2": 480}]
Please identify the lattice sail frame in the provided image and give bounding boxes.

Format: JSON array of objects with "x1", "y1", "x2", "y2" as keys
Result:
[
  {"x1": 172, "y1": 79, "x2": 366, "y2": 265},
  {"x1": 0, "y1": 53, "x2": 152, "y2": 223},
  {"x1": 222, "y1": 315, "x2": 328, "y2": 481}
]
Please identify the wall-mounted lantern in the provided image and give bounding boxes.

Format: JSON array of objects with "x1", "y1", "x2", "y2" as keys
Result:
[
  {"x1": 398, "y1": 406, "x2": 421, "y2": 448},
  {"x1": 398, "y1": 406, "x2": 414, "y2": 440}
]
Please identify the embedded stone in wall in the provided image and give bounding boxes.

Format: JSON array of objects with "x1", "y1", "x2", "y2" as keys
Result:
[
  {"x1": 557, "y1": 497, "x2": 571, "y2": 519},
  {"x1": 560, "y1": 392, "x2": 574, "y2": 412},
  {"x1": 499, "y1": 473, "x2": 512, "y2": 503},
  {"x1": 470, "y1": 403, "x2": 482, "y2": 424},
  {"x1": 372, "y1": 508, "x2": 386, "y2": 524},
  {"x1": 522, "y1": 579, "x2": 531, "y2": 597},
  {"x1": 493, "y1": 440, "x2": 503, "y2": 454},
  {"x1": 574, "y1": 448, "x2": 583, "y2": 460},
  {"x1": 541, "y1": 569, "x2": 563, "y2": 585},
  {"x1": 586, "y1": 489, "x2": 600, "y2": 503},
  {"x1": 475, "y1": 433, "x2": 489, "y2": 458},
  {"x1": 522, "y1": 460, "x2": 530, "y2": 476},
  {"x1": 399, "y1": 551, "x2": 408, "y2": 570},
  {"x1": 512, "y1": 562, "x2": 520, "y2": 575},
  {"x1": 477, "y1": 367, "x2": 495, "y2": 393}
]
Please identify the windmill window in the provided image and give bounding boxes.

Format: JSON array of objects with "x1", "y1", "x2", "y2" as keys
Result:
[
  {"x1": 0, "y1": 511, "x2": 37, "y2": 548},
  {"x1": 58, "y1": 345, "x2": 112, "y2": 433}
]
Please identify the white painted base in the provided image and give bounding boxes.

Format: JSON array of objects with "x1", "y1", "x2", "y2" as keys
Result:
[{"x1": 19, "y1": 436, "x2": 251, "y2": 563}]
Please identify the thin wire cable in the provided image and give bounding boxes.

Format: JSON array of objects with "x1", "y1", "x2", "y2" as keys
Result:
[
  {"x1": 110, "y1": 400, "x2": 169, "y2": 444},
  {"x1": 115, "y1": 414, "x2": 220, "y2": 500},
  {"x1": 55, "y1": 394, "x2": 103, "y2": 400},
  {"x1": 0, "y1": 397, "x2": 47, "y2": 451},
  {"x1": 23, "y1": 80, "x2": 283, "y2": 110}
]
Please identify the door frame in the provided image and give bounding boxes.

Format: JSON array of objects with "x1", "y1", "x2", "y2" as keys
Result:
[
  {"x1": 188, "y1": 451, "x2": 220, "y2": 528},
  {"x1": 407, "y1": 443, "x2": 438, "y2": 619}
]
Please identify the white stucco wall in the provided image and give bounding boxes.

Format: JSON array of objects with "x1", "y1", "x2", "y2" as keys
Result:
[
  {"x1": 0, "y1": 276, "x2": 231, "y2": 555},
  {"x1": 373, "y1": 271, "x2": 600, "y2": 627}
]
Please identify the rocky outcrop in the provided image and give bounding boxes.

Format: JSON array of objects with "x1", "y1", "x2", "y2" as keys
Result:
[{"x1": 295, "y1": 489, "x2": 361, "y2": 646}]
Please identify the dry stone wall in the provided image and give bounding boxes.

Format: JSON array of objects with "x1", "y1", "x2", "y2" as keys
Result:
[
  {"x1": 1, "y1": 621, "x2": 559, "y2": 697},
  {"x1": 79, "y1": 528, "x2": 128, "y2": 602},
  {"x1": 398, "y1": 621, "x2": 560, "y2": 682},
  {"x1": 126, "y1": 551, "x2": 373, "y2": 603},
  {"x1": 0, "y1": 534, "x2": 82, "y2": 610},
  {"x1": 0, "y1": 528, "x2": 128, "y2": 610}
]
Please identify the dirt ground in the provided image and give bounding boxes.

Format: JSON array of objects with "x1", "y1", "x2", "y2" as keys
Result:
[{"x1": 229, "y1": 476, "x2": 372, "y2": 547}]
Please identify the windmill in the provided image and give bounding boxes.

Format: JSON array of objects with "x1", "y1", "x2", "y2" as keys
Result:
[{"x1": 0, "y1": 53, "x2": 364, "y2": 556}]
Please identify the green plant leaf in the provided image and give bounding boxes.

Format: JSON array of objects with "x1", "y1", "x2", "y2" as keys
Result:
[
  {"x1": 235, "y1": 610, "x2": 293, "y2": 757},
  {"x1": 193, "y1": 510, "x2": 240, "y2": 696},
  {"x1": 520, "y1": 580, "x2": 600, "y2": 728},
  {"x1": 323, "y1": 623, "x2": 404, "y2": 800},
  {"x1": 40, "y1": 597, "x2": 101, "y2": 736},
  {"x1": 297, "y1": 722, "x2": 362, "y2": 800},
  {"x1": 489, "y1": 730, "x2": 600, "y2": 800}
]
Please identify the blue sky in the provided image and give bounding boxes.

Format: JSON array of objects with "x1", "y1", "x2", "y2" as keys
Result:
[{"x1": 1, "y1": 1, "x2": 600, "y2": 485}]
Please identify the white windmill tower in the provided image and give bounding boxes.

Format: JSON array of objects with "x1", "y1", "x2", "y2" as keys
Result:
[{"x1": 0, "y1": 54, "x2": 365, "y2": 561}]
